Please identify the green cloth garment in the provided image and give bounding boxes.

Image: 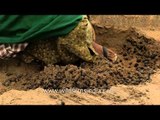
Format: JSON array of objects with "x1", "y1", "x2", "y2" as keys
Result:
[{"x1": 0, "y1": 15, "x2": 83, "y2": 43}]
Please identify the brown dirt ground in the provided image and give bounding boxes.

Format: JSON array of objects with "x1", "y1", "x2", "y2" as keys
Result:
[{"x1": 0, "y1": 25, "x2": 160, "y2": 105}]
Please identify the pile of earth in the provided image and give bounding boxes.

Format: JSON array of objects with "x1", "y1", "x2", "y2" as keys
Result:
[{"x1": 2, "y1": 27, "x2": 160, "y2": 90}]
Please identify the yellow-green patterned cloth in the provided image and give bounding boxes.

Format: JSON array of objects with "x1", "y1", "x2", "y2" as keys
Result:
[{"x1": 22, "y1": 16, "x2": 98, "y2": 65}]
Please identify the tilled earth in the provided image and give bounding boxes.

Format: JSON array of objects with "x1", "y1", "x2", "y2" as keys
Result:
[{"x1": 2, "y1": 27, "x2": 160, "y2": 91}]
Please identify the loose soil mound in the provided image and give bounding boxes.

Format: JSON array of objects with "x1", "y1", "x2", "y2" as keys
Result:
[{"x1": 2, "y1": 28, "x2": 160, "y2": 90}]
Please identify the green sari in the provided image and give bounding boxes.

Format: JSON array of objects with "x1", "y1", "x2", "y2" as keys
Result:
[{"x1": 0, "y1": 15, "x2": 83, "y2": 43}]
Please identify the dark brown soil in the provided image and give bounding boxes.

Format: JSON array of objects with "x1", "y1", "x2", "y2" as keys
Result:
[{"x1": 2, "y1": 27, "x2": 160, "y2": 90}]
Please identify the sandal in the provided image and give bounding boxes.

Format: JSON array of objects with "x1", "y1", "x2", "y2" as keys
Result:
[{"x1": 103, "y1": 46, "x2": 118, "y2": 63}]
